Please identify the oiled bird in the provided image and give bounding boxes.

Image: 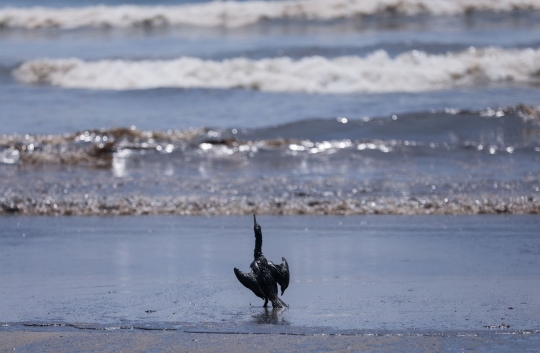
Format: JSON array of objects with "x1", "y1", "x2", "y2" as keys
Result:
[{"x1": 234, "y1": 215, "x2": 290, "y2": 308}]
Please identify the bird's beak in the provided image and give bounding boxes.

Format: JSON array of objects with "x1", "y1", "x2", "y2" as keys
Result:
[
  {"x1": 253, "y1": 214, "x2": 257, "y2": 226},
  {"x1": 281, "y1": 289, "x2": 285, "y2": 296}
]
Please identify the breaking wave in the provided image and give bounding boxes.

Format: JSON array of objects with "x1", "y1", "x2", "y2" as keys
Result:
[
  {"x1": 1, "y1": 105, "x2": 539, "y2": 167},
  {"x1": 2, "y1": 0, "x2": 540, "y2": 29},
  {"x1": 13, "y1": 47, "x2": 540, "y2": 93},
  {"x1": 0, "y1": 126, "x2": 423, "y2": 167}
]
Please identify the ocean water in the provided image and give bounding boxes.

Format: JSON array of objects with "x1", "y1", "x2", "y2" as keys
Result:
[{"x1": 1, "y1": 0, "x2": 540, "y2": 215}]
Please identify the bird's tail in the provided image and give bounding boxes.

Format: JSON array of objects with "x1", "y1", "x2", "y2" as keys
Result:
[{"x1": 272, "y1": 296, "x2": 288, "y2": 309}]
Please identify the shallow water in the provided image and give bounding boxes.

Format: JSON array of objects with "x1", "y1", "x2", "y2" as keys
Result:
[
  {"x1": 1, "y1": 215, "x2": 539, "y2": 333},
  {"x1": 2, "y1": 106, "x2": 540, "y2": 215}
]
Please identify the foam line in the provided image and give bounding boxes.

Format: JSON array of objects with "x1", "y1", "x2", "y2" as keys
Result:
[
  {"x1": 13, "y1": 47, "x2": 540, "y2": 93},
  {"x1": 2, "y1": 0, "x2": 540, "y2": 29}
]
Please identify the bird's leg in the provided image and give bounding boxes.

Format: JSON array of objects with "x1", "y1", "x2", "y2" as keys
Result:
[
  {"x1": 270, "y1": 296, "x2": 288, "y2": 309},
  {"x1": 263, "y1": 298, "x2": 268, "y2": 307}
]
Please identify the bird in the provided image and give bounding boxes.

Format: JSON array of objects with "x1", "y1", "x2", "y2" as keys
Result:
[{"x1": 234, "y1": 215, "x2": 290, "y2": 308}]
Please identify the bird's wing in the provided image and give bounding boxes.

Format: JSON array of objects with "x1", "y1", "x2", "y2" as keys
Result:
[
  {"x1": 275, "y1": 258, "x2": 290, "y2": 282},
  {"x1": 234, "y1": 267, "x2": 265, "y2": 299},
  {"x1": 269, "y1": 257, "x2": 290, "y2": 292}
]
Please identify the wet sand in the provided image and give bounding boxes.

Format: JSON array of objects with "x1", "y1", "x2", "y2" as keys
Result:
[{"x1": 1, "y1": 215, "x2": 539, "y2": 351}]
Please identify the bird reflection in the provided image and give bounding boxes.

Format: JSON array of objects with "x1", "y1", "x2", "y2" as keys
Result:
[{"x1": 252, "y1": 307, "x2": 289, "y2": 325}]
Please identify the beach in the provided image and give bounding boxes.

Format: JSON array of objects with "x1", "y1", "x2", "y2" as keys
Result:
[
  {"x1": 1, "y1": 0, "x2": 540, "y2": 351},
  {"x1": 1, "y1": 215, "x2": 539, "y2": 351}
]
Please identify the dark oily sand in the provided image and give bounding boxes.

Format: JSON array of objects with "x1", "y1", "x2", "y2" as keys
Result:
[
  {"x1": 2, "y1": 331, "x2": 540, "y2": 353},
  {"x1": 1, "y1": 215, "x2": 540, "y2": 351}
]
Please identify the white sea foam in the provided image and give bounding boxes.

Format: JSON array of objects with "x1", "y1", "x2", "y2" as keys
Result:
[
  {"x1": 13, "y1": 47, "x2": 540, "y2": 93},
  {"x1": 2, "y1": 0, "x2": 540, "y2": 29}
]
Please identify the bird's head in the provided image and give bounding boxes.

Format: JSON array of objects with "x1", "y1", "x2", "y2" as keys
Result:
[{"x1": 253, "y1": 214, "x2": 261, "y2": 233}]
